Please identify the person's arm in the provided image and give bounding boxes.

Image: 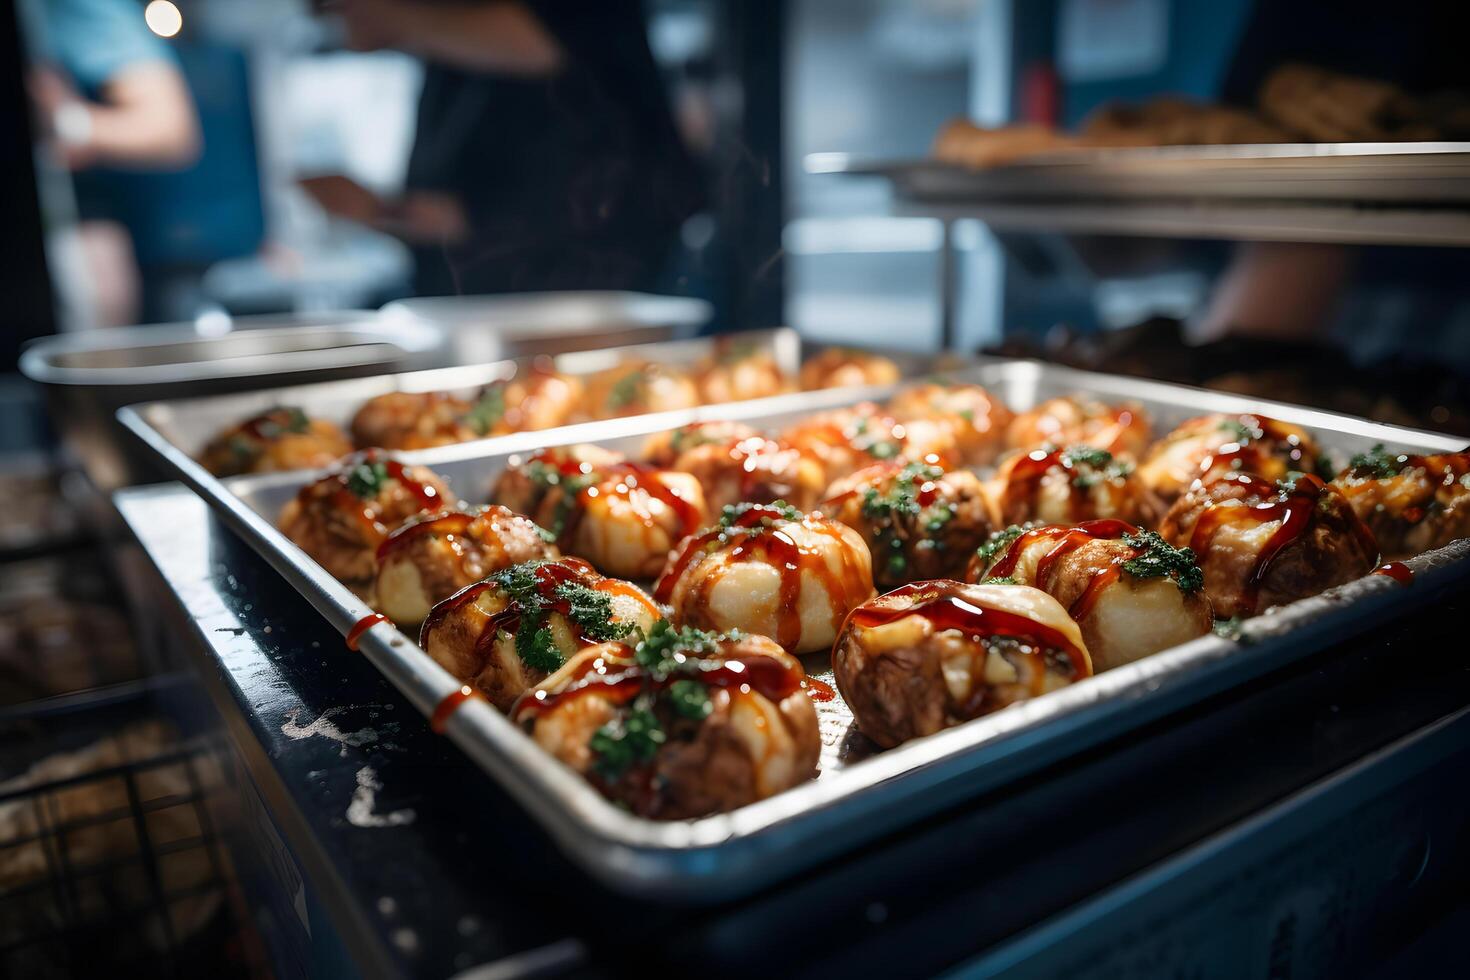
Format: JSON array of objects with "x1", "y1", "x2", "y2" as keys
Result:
[
  {"x1": 336, "y1": 0, "x2": 564, "y2": 76},
  {"x1": 31, "y1": 62, "x2": 199, "y2": 171}
]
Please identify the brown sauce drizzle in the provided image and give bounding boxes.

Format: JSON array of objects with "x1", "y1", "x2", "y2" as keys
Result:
[
  {"x1": 843, "y1": 581, "x2": 1089, "y2": 680},
  {"x1": 430, "y1": 685, "x2": 485, "y2": 733},
  {"x1": 513, "y1": 644, "x2": 807, "y2": 720},
  {"x1": 1186, "y1": 473, "x2": 1370, "y2": 615},
  {"x1": 998, "y1": 448, "x2": 1103, "y2": 521},
  {"x1": 525, "y1": 451, "x2": 701, "y2": 549},
  {"x1": 418, "y1": 557, "x2": 656, "y2": 660},
  {"x1": 1195, "y1": 414, "x2": 1310, "y2": 480},
  {"x1": 986, "y1": 519, "x2": 1141, "y2": 622},
  {"x1": 376, "y1": 509, "x2": 475, "y2": 561},
  {"x1": 653, "y1": 505, "x2": 869, "y2": 651},
  {"x1": 299, "y1": 451, "x2": 442, "y2": 544},
  {"x1": 1373, "y1": 561, "x2": 1413, "y2": 585},
  {"x1": 347, "y1": 612, "x2": 391, "y2": 651},
  {"x1": 803, "y1": 676, "x2": 837, "y2": 702}
]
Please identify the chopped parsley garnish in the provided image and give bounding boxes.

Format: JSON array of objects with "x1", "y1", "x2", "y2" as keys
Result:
[
  {"x1": 523, "y1": 459, "x2": 598, "y2": 538},
  {"x1": 667, "y1": 679, "x2": 713, "y2": 720},
  {"x1": 1120, "y1": 530, "x2": 1204, "y2": 594},
  {"x1": 1349, "y1": 443, "x2": 1407, "y2": 480},
  {"x1": 1061, "y1": 445, "x2": 1114, "y2": 469},
  {"x1": 464, "y1": 384, "x2": 506, "y2": 436},
  {"x1": 1219, "y1": 417, "x2": 1262, "y2": 442},
  {"x1": 590, "y1": 705, "x2": 665, "y2": 780},
  {"x1": 1062, "y1": 445, "x2": 1132, "y2": 490},
  {"x1": 981, "y1": 575, "x2": 1017, "y2": 586},
  {"x1": 586, "y1": 621, "x2": 746, "y2": 779},
  {"x1": 974, "y1": 524, "x2": 1028, "y2": 570},
  {"x1": 345, "y1": 459, "x2": 390, "y2": 498},
  {"x1": 489, "y1": 560, "x2": 634, "y2": 673},
  {"x1": 515, "y1": 623, "x2": 561, "y2": 673},
  {"x1": 860, "y1": 460, "x2": 945, "y2": 522},
  {"x1": 632, "y1": 619, "x2": 724, "y2": 676},
  {"x1": 606, "y1": 370, "x2": 645, "y2": 410},
  {"x1": 719, "y1": 500, "x2": 803, "y2": 528},
  {"x1": 253, "y1": 406, "x2": 310, "y2": 440}
]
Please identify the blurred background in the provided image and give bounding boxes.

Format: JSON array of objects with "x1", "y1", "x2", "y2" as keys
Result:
[{"x1": 2, "y1": 1, "x2": 1469, "y2": 976}]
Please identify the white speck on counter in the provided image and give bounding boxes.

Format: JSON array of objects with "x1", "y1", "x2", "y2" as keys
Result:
[
  {"x1": 281, "y1": 706, "x2": 378, "y2": 757},
  {"x1": 347, "y1": 766, "x2": 415, "y2": 828}
]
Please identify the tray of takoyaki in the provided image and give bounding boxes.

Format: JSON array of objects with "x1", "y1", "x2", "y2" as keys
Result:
[
  {"x1": 126, "y1": 326, "x2": 935, "y2": 477},
  {"x1": 117, "y1": 354, "x2": 1470, "y2": 899}
]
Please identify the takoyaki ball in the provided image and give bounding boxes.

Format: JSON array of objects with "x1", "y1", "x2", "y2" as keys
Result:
[
  {"x1": 1137, "y1": 413, "x2": 1324, "y2": 504},
  {"x1": 199, "y1": 406, "x2": 352, "y2": 476},
  {"x1": 672, "y1": 435, "x2": 827, "y2": 513},
  {"x1": 511, "y1": 624, "x2": 820, "y2": 818},
  {"x1": 783, "y1": 403, "x2": 957, "y2": 484},
  {"x1": 420, "y1": 558, "x2": 659, "y2": 711},
  {"x1": 695, "y1": 338, "x2": 794, "y2": 404},
  {"x1": 967, "y1": 521, "x2": 1212, "y2": 672},
  {"x1": 1331, "y1": 446, "x2": 1470, "y2": 559},
  {"x1": 799, "y1": 348, "x2": 902, "y2": 391},
  {"x1": 350, "y1": 391, "x2": 475, "y2": 450},
  {"x1": 490, "y1": 444, "x2": 625, "y2": 517},
  {"x1": 655, "y1": 502, "x2": 875, "y2": 654},
  {"x1": 490, "y1": 447, "x2": 708, "y2": 579},
  {"x1": 1158, "y1": 472, "x2": 1378, "y2": 619},
  {"x1": 887, "y1": 382, "x2": 1014, "y2": 466},
  {"x1": 279, "y1": 450, "x2": 451, "y2": 588},
  {"x1": 641, "y1": 421, "x2": 760, "y2": 468},
  {"x1": 820, "y1": 457, "x2": 994, "y2": 588},
  {"x1": 832, "y1": 581, "x2": 1092, "y2": 749},
  {"x1": 988, "y1": 445, "x2": 1161, "y2": 528},
  {"x1": 374, "y1": 505, "x2": 559, "y2": 626},
  {"x1": 581, "y1": 360, "x2": 701, "y2": 421},
  {"x1": 1007, "y1": 396, "x2": 1152, "y2": 459},
  {"x1": 464, "y1": 363, "x2": 584, "y2": 437}
]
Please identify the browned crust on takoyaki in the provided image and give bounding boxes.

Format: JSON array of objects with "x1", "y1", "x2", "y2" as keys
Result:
[
  {"x1": 200, "y1": 407, "x2": 352, "y2": 476},
  {"x1": 1158, "y1": 472, "x2": 1377, "y2": 619},
  {"x1": 1331, "y1": 448, "x2": 1470, "y2": 560}
]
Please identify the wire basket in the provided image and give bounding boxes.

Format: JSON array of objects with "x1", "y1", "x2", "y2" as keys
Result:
[{"x1": 0, "y1": 699, "x2": 260, "y2": 978}]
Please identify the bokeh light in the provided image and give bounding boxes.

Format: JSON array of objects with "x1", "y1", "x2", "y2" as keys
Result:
[{"x1": 144, "y1": 0, "x2": 183, "y2": 39}]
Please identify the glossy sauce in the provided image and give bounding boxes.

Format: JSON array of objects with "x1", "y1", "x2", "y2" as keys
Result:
[
  {"x1": 376, "y1": 509, "x2": 476, "y2": 561},
  {"x1": 844, "y1": 581, "x2": 1089, "y2": 683},
  {"x1": 430, "y1": 685, "x2": 485, "y2": 733},
  {"x1": 997, "y1": 448, "x2": 1112, "y2": 522},
  {"x1": 524, "y1": 451, "x2": 701, "y2": 548},
  {"x1": 1372, "y1": 561, "x2": 1414, "y2": 585},
  {"x1": 513, "y1": 644, "x2": 808, "y2": 719},
  {"x1": 986, "y1": 519, "x2": 1140, "y2": 622},
  {"x1": 803, "y1": 675, "x2": 837, "y2": 702},
  {"x1": 418, "y1": 558, "x2": 656, "y2": 667},
  {"x1": 1194, "y1": 414, "x2": 1311, "y2": 482},
  {"x1": 346, "y1": 612, "x2": 391, "y2": 651},
  {"x1": 1186, "y1": 473, "x2": 1373, "y2": 614},
  {"x1": 653, "y1": 505, "x2": 869, "y2": 651},
  {"x1": 298, "y1": 451, "x2": 441, "y2": 544}
]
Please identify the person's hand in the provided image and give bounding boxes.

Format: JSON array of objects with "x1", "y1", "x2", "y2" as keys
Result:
[
  {"x1": 298, "y1": 174, "x2": 387, "y2": 224},
  {"x1": 329, "y1": 0, "x2": 415, "y2": 53},
  {"x1": 27, "y1": 66, "x2": 96, "y2": 170},
  {"x1": 396, "y1": 192, "x2": 469, "y2": 244}
]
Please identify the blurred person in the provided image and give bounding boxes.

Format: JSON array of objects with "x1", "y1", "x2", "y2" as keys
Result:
[
  {"x1": 305, "y1": 0, "x2": 704, "y2": 297},
  {"x1": 24, "y1": 0, "x2": 200, "y2": 326}
]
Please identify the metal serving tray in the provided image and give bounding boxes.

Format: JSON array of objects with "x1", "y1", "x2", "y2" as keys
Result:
[
  {"x1": 822, "y1": 141, "x2": 1470, "y2": 203},
  {"x1": 128, "y1": 327, "x2": 939, "y2": 462},
  {"x1": 117, "y1": 362, "x2": 1470, "y2": 901}
]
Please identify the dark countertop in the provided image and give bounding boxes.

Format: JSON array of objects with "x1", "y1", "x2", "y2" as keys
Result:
[{"x1": 116, "y1": 484, "x2": 1470, "y2": 980}]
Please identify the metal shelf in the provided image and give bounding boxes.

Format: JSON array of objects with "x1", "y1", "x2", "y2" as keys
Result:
[{"x1": 819, "y1": 143, "x2": 1470, "y2": 247}]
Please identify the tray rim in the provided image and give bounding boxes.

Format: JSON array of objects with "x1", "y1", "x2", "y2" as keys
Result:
[{"x1": 116, "y1": 359, "x2": 1470, "y2": 899}]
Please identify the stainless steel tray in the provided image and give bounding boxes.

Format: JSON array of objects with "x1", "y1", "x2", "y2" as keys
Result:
[
  {"x1": 823, "y1": 141, "x2": 1470, "y2": 203},
  {"x1": 128, "y1": 327, "x2": 941, "y2": 462},
  {"x1": 116, "y1": 361, "x2": 1470, "y2": 900}
]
